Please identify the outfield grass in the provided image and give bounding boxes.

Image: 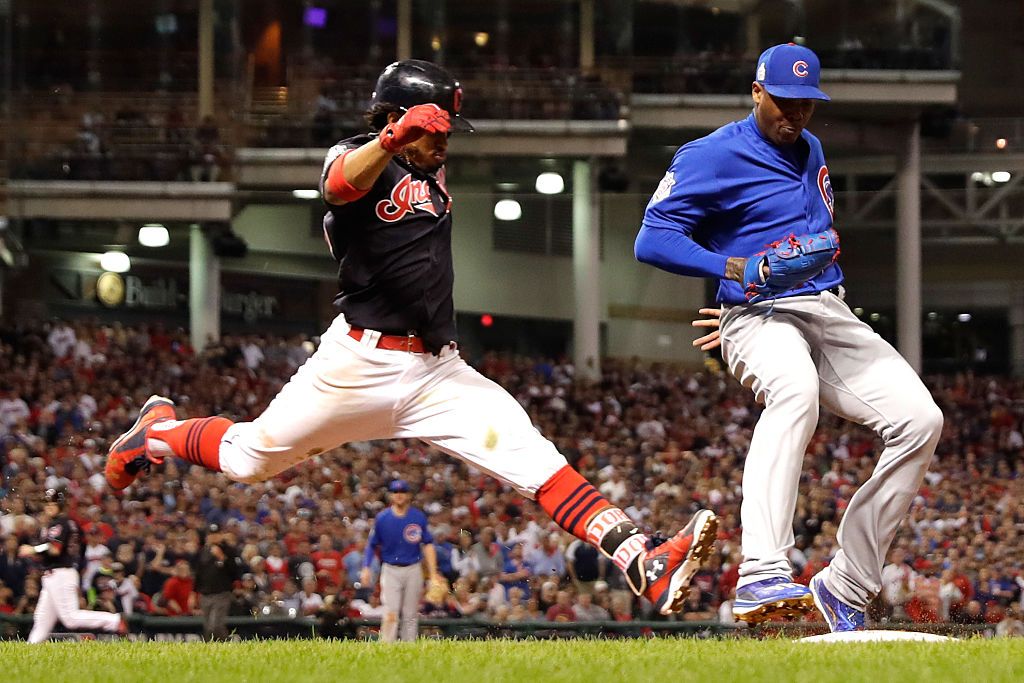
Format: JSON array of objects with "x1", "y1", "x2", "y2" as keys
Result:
[{"x1": 1, "y1": 638, "x2": 1021, "y2": 683}]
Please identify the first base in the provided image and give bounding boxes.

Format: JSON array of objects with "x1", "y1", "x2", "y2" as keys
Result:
[{"x1": 800, "y1": 630, "x2": 954, "y2": 643}]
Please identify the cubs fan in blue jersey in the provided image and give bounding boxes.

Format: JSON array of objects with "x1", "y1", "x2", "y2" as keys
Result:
[
  {"x1": 106, "y1": 60, "x2": 718, "y2": 620},
  {"x1": 635, "y1": 44, "x2": 943, "y2": 631},
  {"x1": 359, "y1": 480, "x2": 437, "y2": 642}
]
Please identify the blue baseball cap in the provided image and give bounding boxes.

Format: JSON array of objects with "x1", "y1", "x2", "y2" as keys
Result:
[
  {"x1": 388, "y1": 479, "x2": 411, "y2": 493},
  {"x1": 755, "y1": 43, "x2": 830, "y2": 101}
]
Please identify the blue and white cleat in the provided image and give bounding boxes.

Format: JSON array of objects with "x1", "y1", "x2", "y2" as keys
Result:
[
  {"x1": 809, "y1": 573, "x2": 866, "y2": 632},
  {"x1": 733, "y1": 576, "x2": 815, "y2": 624}
]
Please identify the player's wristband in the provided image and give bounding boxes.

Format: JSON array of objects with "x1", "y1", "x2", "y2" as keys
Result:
[
  {"x1": 33, "y1": 543, "x2": 51, "y2": 554},
  {"x1": 324, "y1": 150, "x2": 371, "y2": 203}
]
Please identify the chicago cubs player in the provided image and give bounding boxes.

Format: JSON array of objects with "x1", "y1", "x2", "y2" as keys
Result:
[
  {"x1": 359, "y1": 479, "x2": 437, "y2": 642},
  {"x1": 105, "y1": 59, "x2": 718, "y2": 616},
  {"x1": 19, "y1": 488, "x2": 125, "y2": 642},
  {"x1": 635, "y1": 44, "x2": 943, "y2": 631}
]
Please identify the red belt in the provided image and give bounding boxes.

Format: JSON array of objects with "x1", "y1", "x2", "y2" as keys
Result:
[{"x1": 348, "y1": 327, "x2": 426, "y2": 353}]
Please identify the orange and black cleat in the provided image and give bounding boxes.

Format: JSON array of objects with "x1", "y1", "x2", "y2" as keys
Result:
[
  {"x1": 104, "y1": 395, "x2": 176, "y2": 490},
  {"x1": 639, "y1": 509, "x2": 719, "y2": 615}
]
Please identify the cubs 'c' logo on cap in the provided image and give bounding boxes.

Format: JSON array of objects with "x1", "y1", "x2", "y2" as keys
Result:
[
  {"x1": 793, "y1": 60, "x2": 810, "y2": 78},
  {"x1": 818, "y1": 165, "x2": 834, "y2": 219},
  {"x1": 403, "y1": 524, "x2": 423, "y2": 544}
]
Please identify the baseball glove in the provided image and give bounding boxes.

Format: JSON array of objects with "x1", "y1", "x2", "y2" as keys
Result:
[{"x1": 743, "y1": 229, "x2": 840, "y2": 303}]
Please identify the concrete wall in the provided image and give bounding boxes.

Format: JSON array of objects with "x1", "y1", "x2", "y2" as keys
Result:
[{"x1": 229, "y1": 188, "x2": 707, "y2": 363}]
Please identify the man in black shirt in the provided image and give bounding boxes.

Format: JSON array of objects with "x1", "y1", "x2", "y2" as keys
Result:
[
  {"x1": 105, "y1": 60, "x2": 717, "y2": 616},
  {"x1": 20, "y1": 488, "x2": 124, "y2": 642},
  {"x1": 195, "y1": 524, "x2": 241, "y2": 641}
]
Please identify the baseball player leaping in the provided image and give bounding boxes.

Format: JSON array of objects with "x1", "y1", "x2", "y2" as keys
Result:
[
  {"x1": 20, "y1": 488, "x2": 126, "y2": 642},
  {"x1": 635, "y1": 44, "x2": 943, "y2": 632},
  {"x1": 105, "y1": 59, "x2": 717, "y2": 619}
]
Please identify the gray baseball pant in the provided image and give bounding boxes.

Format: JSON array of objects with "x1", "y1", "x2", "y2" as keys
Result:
[
  {"x1": 201, "y1": 592, "x2": 233, "y2": 641},
  {"x1": 380, "y1": 562, "x2": 423, "y2": 642},
  {"x1": 720, "y1": 291, "x2": 943, "y2": 609}
]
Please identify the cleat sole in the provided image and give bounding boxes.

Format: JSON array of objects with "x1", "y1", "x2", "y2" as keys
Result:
[
  {"x1": 662, "y1": 510, "x2": 719, "y2": 615},
  {"x1": 734, "y1": 594, "x2": 816, "y2": 624}
]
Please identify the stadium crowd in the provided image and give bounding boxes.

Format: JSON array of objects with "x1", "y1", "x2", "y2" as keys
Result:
[{"x1": 0, "y1": 319, "x2": 1022, "y2": 637}]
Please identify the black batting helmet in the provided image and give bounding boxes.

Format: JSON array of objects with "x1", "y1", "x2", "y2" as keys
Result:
[
  {"x1": 371, "y1": 59, "x2": 474, "y2": 132},
  {"x1": 44, "y1": 487, "x2": 67, "y2": 508}
]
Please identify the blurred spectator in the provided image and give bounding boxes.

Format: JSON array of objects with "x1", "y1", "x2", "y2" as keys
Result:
[
  {"x1": 546, "y1": 590, "x2": 576, "y2": 622},
  {"x1": 572, "y1": 592, "x2": 609, "y2": 621},
  {"x1": 161, "y1": 559, "x2": 198, "y2": 616}
]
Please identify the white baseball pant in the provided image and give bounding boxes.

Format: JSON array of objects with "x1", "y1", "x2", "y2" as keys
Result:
[
  {"x1": 217, "y1": 315, "x2": 567, "y2": 498},
  {"x1": 28, "y1": 567, "x2": 122, "y2": 643},
  {"x1": 379, "y1": 562, "x2": 423, "y2": 642},
  {"x1": 720, "y1": 290, "x2": 943, "y2": 609}
]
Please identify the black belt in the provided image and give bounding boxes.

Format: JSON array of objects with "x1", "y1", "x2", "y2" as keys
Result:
[{"x1": 385, "y1": 561, "x2": 421, "y2": 568}]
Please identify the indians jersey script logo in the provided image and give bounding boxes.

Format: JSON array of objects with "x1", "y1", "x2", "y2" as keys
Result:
[
  {"x1": 817, "y1": 165, "x2": 834, "y2": 219},
  {"x1": 376, "y1": 174, "x2": 439, "y2": 222},
  {"x1": 403, "y1": 524, "x2": 423, "y2": 544}
]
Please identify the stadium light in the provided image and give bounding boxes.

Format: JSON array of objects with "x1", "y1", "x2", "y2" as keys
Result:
[
  {"x1": 138, "y1": 224, "x2": 169, "y2": 247},
  {"x1": 957, "y1": 313, "x2": 972, "y2": 323},
  {"x1": 292, "y1": 189, "x2": 321, "y2": 200},
  {"x1": 494, "y1": 199, "x2": 522, "y2": 221},
  {"x1": 100, "y1": 251, "x2": 130, "y2": 273},
  {"x1": 535, "y1": 172, "x2": 565, "y2": 195},
  {"x1": 991, "y1": 171, "x2": 1012, "y2": 183}
]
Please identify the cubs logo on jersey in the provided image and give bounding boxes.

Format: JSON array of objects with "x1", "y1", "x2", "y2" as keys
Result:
[
  {"x1": 817, "y1": 165, "x2": 834, "y2": 219},
  {"x1": 376, "y1": 174, "x2": 440, "y2": 222},
  {"x1": 403, "y1": 524, "x2": 423, "y2": 544}
]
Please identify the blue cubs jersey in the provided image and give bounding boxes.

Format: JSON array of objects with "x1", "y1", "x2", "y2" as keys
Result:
[
  {"x1": 364, "y1": 507, "x2": 434, "y2": 567},
  {"x1": 636, "y1": 113, "x2": 843, "y2": 304}
]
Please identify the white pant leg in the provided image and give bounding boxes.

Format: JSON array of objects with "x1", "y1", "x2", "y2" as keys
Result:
[
  {"x1": 720, "y1": 303, "x2": 821, "y2": 585},
  {"x1": 27, "y1": 574, "x2": 60, "y2": 643},
  {"x1": 379, "y1": 564, "x2": 400, "y2": 643},
  {"x1": 399, "y1": 563, "x2": 422, "y2": 642},
  {"x1": 815, "y1": 294, "x2": 943, "y2": 608},
  {"x1": 395, "y1": 351, "x2": 567, "y2": 498},
  {"x1": 47, "y1": 568, "x2": 121, "y2": 634},
  {"x1": 219, "y1": 316, "x2": 410, "y2": 483}
]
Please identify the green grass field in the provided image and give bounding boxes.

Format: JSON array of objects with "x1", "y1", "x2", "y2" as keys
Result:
[{"x1": 2, "y1": 638, "x2": 1023, "y2": 683}]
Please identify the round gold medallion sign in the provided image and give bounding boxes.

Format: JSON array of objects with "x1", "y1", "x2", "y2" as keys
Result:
[{"x1": 96, "y1": 271, "x2": 126, "y2": 307}]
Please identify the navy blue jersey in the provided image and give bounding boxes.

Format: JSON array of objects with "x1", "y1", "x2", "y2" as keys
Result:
[
  {"x1": 320, "y1": 134, "x2": 457, "y2": 352},
  {"x1": 637, "y1": 113, "x2": 843, "y2": 304},
  {"x1": 364, "y1": 507, "x2": 434, "y2": 567},
  {"x1": 37, "y1": 515, "x2": 81, "y2": 570}
]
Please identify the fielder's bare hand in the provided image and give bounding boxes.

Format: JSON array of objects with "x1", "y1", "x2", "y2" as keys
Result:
[{"x1": 691, "y1": 308, "x2": 722, "y2": 351}]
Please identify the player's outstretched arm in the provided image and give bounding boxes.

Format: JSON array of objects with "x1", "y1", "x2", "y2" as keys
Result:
[
  {"x1": 324, "y1": 104, "x2": 452, "y2": 206},
  {"x1": 691, "y1": 307, "x2": 722, "y2": 351}
]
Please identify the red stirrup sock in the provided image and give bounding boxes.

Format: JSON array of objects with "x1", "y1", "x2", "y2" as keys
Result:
[
  {"x1": 146, "y1": 417, "x2": 232, "y2": 472},
  {"x1": 536, "y1": 465, "x2": 649, "y2": 574}
]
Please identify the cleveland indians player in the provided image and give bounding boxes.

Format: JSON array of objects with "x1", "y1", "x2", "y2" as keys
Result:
[
  {"x1": 105, "y1": 59, "x2": 718, "y2": 616},
  {"x1": 635, "y1": 44, "x2": 943, "y2": 631},
  {"x1": 19, "y1": 488, "x2": 125, "y2": 642},
  {"x1": 360, "y1": 479, "x2": 437, "y2": 642}
]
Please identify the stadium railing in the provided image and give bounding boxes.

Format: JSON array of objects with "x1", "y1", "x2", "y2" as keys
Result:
[{"x1": 0, "y1": 614, "x2": 995, "y2": 641}]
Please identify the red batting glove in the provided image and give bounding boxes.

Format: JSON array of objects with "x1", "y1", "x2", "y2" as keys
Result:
[{"x1": 378, "y1": 103, "x2": 452, "y2": 153}]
